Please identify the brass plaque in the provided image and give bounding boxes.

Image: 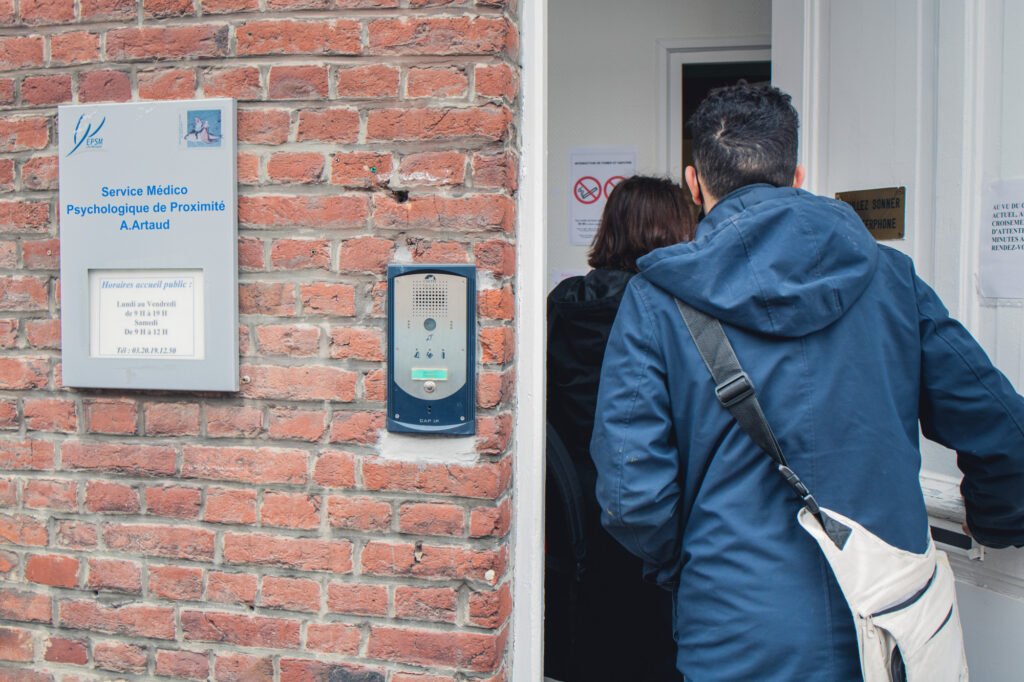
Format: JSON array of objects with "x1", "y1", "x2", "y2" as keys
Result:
[{"x1": 834, "y1": 186, "x2": 906, "y2": 241}]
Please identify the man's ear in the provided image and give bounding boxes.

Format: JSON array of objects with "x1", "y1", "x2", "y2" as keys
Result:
[
  {"x1": 792, "y1": 165, "x2": 806, "y2": 189},
  {"x1": 684, "y1": 166, "x2": 703, "y2": 206}
]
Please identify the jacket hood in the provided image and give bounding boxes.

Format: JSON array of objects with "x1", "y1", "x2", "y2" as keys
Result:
[{"x1": 637, "y1": 184, "x2": 879, "y2": 337}]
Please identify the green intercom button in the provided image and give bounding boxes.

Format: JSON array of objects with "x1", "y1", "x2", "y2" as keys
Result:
[{"x1": 412, "y1": 368, "x2": 448, "y2": 381}]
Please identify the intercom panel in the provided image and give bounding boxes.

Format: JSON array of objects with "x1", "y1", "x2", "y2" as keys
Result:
[{"x1": 387, "y1": 265, "x2": 475, "y2": 434}]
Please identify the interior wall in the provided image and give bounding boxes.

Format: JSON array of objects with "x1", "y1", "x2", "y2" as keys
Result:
[{"x1": 546, "y1": 0, "x2": 772, "y2": 283}]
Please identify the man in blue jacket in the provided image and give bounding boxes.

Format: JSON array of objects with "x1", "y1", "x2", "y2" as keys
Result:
[{"x1": 590, "y1": 83, "x2": 1024, "y2": 680}]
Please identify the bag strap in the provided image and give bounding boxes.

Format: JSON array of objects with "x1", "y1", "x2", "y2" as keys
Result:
[{"x1": 674, "y1": 298, "x2": 844, "y2": 542}]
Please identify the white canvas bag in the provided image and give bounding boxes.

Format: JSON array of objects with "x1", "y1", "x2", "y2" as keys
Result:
[{"x1": 676, "y1": 299, "x2": 969, "y2": 681}]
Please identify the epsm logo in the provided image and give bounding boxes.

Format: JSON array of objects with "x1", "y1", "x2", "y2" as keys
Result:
[{"x1": 66, "y1": 113, "x2": 106, "y2": 156}]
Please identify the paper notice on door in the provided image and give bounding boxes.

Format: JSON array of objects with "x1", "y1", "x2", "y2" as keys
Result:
[
  {"x1": 980, "y1": 179, "x2": 1024, "y2": 298},
  {"x1": 569, "y1": 147, "x2": 637, "y2": 246}
]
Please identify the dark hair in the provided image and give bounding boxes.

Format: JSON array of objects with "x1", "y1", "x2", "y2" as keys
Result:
[
  {"x1": 587, "y1": 175, "x2": 694, "y2": 273},
  {"x1": 688, "y1": 82, "x2": 799, "y2": 200}
]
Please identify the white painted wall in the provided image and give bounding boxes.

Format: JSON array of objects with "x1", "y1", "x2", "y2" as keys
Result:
[{"x1": 546, "y1": 0, "x2": 772, "y2": 281}]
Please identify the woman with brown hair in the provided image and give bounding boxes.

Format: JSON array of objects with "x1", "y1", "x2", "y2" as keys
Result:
[{"x1": 545, "y1": 175, "x2": 694, "y2": 682}]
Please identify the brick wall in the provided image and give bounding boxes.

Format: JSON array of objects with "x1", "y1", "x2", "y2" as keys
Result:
[{"x1": 0, "y1": 0, "x2": 519, "y2": 679}]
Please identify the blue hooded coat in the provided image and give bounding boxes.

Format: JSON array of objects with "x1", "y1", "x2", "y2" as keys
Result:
[{"x1": 590, "y1": 184, "x2": 1024, "y2": 680}]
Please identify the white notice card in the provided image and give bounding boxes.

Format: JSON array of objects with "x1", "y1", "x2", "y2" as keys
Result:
[
  {"x1": 980, "y1": 180, "x2": 1024, "y2": 298},
  {"x1": 568, "y1": 147, "x2": 637, "y2": 246}
]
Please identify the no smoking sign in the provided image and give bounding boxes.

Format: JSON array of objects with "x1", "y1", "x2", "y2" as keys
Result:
[{"x1": 573, "y1": 176, "x2": 601, "y2": 204}]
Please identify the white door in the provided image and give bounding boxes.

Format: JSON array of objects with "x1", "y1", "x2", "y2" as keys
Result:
[{"x1": 772, "y1": 2, "x2": 1024, "y2": 679}]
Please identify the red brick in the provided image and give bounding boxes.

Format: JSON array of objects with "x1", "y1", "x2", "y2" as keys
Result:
[
  {"x1": 480, "y1": 326, "x2": 514, "y2": 363},
  {"x1": 138, "y1": 68, "x2": 196, "y2": 100},
  {"x1": 23, "y1": 479, "x2": 75, "y2": 511},
  {"x1": 215, "y1": 652, "x2": 273, "y2": 682},
  {"x1": 103, "y1": 523, "x2": 215, "y2": 561},
  {"x1": 50, "y1": 32, "x2": 101, "y2": 65},
  {"x1": 0, "y1": 627, "x2": 33, "y2": 662},
  {"x1": 144, "y1": 402, "x2": 200, "y2": 436},
  {"x1": 181, "y1": 610, "x2": 301, "y2": 648},
  {"x1": 56, "y1": 520, "x2": 96, "y2": 550},
  {"x1": 149, "y1": 565, "x2": 203, "y2": 600},
  {"x1": 237, "y1": 109, "x2": 290, "y2": 145},
  {"x1": 182, "y1": 445, "x2": 307, "y2": 485},
  {"x1": 21, "y1": 74, "x2": 71, "y2": 106},
  {"x1": 44, "y1": 637, "x2": 87, "y2": 665},
  {"x1": 87, "y1": 558, "x2": 141, "y2": 593},
  {"x1": 267, "y1": 407, "x2": 325, "y2": 441},
  {"x1": 368, "y1": 17, "x2": 511, "y2": 55},
  {"x1": 204, "y1": 66, "x2": 261, "y2": 100},
  {"x1": 0, "y1": 550, "x2": 17, "y2": 574},
  {"x1": 300, "y1": 283, "x2": 357, "y2": 316},
  {"x1": 468, "y1": 581, "x2": 511, "y2": 628},
  {"x1": 306, "y1": 622, "x2": 360, "y2": 654},
  {"x1": 269, "y1": 65, "x2": 328, "y2": 100},
  {"x1": 201, "y1": 0, "x2": 258, "y2": 13},
  {"x1": 367, "y1": 106, "x2": 511, "y2": 142},
  {"x1": 0, "y1": 80, "x2": 11, "y2": 105},
  {"x1": 237, "y1": 20, "x2": 361, "y2": 56},
  {"x1": 475, "y1": 63, "x2": 517, "y2": 100},
  {"x1": 22, "y1": 238, "x2": 58, "y2": 269},
  {"x1": 82, "y1": 398, "x2": 138, "y2": 434},
  {"x1": 25, "y1": 554, "x2": 78, "y2": 588},
  {"x1": 327, "y1": 496, "x2": 391, "y2": 531},
  {"x1": 470, "y1": 497, "x2": 511, "y2": 538},
  {"x1": 408, "y1": 67, "x2": 468, "y2": 98},
  {"x1": 0, "y1": 587, "x2": 50, "y2": 622},
  {"x1": 106, "y1": 26, "x2": 229, "y2": 60},
  {"x1": 259, "y1": 575, "x2": 319, "y2": 612},
  {"x1": 411, "y1": 239, "x2": 470, "y2": 264},
  {"x1": 0, "y1": 479, "x2": 15, "y2": 507},
  {"x1": 329, "y1": 327, "x2": 384, "y2": 361},
  {"x1": 23, "y1": 398, "x2": 75, "y2": 432},
  {"x1": 280, "y1": 660, "x2": 388, "y2": 682},
  {"x1": 0, "y1": 439, "x2": 52, "y2": 470},
  {"x1": 336, "y1": 64, "x2": 399, "y2": 97},
  {"x1": 395, "y1": 586, "x2": 456, "y2": 623},
  {"x1": 0, "y1": 401, "x2": 15, "y2": 428},
  {"x1": 338, "y1": 236, "x2": 395, "y2": 274},
  {"x1": 146, "y1": 485, "x2": 201, "y2": 518},
  {"x1": 144, "y1": 0, "x2": 194, "y2": 17},
  {"x1": 0, "y1": 513, "x2": 47, "y2": 546},
  {"x1": 479, "y1": 286, "x2": 514, "y2": 320},
  {"x1": 0, "y1": 37, "x2": 44, "y2": 71},
  {"x1": 0, "y1": 161, "x2": 11, "y2": 191},
  {"x1": 238, "y1": 282, "x2": 296, "y2": 316},
  {"x1": 19, "y1": 0, "x2": 73, "y2": 23},
  {"x1": 296, "y1": 108, "x2": 359, "y2": 142},
  {"x1": 156, "y1": 649, "x2": 210, "y2": 679},
  {"x1": 63, "y1": 442, "x2": 174, "y2": 476},
  {"x1": 206, "y1": 571, "x2": 257, "y2": 606},
  {"x1": 330, "y1": 151, "x2": 392, "y2": 188},
  {"x1": 476, "y1": 412, "x2": 512, "y2": 454},
  {"x1": 206, "y1": 405, "x2": 262, "y2": 438},
  {"x1": 80, "y1": 0, "x2": 135, "y2": 20},
  {"x1": 0, "y1": 320, "x2": 15, "y2": 348},
  {"x1": 267, "y1": 153, "x2": 325, "y2": 185},
  {"x1": 238, "y1": 234, "x2": 264, "y2": 267},
  {"x1": 374, "y1": 194, "x2": 513, "y2": 232},
  {"x1": 242, "y1": 364, "x2": 357, "y2": 402},
  {"x1": 0, "y1": 668, "x2": 52, "y2": 682},
  {"x1": 0, "y1": 278, "x2": 47, "y2": 311},
  {"x1": 326, "y1": 582, "x2": 387, "y2": 616},
  {"x1": 256, "y1": 325, "x2": 320, "y2": 356},
  {"x1": 399, "y1": 502, "x2": 464, "y2": 537},
  {"x1": 25, "y1": 319, "x2": 60, "y2": 349},
  {"x1": 93, "y1": 641, "x2": 147, "y2": 673},
  {"x1": 0, "y1": 201, "x2": 48, "y2": 231},
  {"x1": 399, "y1": 151, "x2": 466, "y2": 186},
  {"x1": 205, "y1": 487, "x2": 257, "y2": 525},
  {"x1": 362, "y1": 456, "x2": 511, "y2": 499},
  {"x1": 364, "y1": 368, "x2": 386, "y2": 402},
  {"x1": 329, "y1": 411, "x2": 385, "y2": 444},
  {"x1": 270, "y1": 237, "x2": 330, "y2": 271},
  {"x1": 312, "y1": 450, "x2": 356, "y2": 488},
  {"x1": 239, "y1": 195, "x2": 368, "y2": 229},
  {"x1": 366, "y1": 626, "x2": 505, "y2": 672},
  {"x1": 78, "y1": 70, "x2": 131, "y2": 103},
  {"x1": 0, "y1": 241, "x2": 13, "y2": 266},
  {"x1": 371, "y1": 281, "x2": 388, "y2": 317},
  {"x1": 223, "y1": 532, "x2": 352, "y2": 572},
  {"x1": 390, "y1": 675, "x2": 454, "y2": 682},
  {"x1": 261, "y1": 491, "x2": 320, "y2": 529}
]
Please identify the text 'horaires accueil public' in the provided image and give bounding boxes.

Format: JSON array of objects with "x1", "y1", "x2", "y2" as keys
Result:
[{"x1": 62, "y1": 184, "x2": 227, "y2": 231}]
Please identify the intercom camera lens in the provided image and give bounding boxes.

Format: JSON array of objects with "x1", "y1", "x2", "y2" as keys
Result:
[{"x1": 423, "y1": 318, "x2": 436, "y2": 331}]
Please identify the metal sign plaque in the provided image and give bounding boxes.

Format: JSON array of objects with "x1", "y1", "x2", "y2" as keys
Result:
[{"x1": 834, "y1": 186, "x2": 906, "y2": 241}]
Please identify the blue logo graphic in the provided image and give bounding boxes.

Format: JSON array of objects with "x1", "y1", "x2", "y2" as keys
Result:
[
  {"x1": 67, "y1": 113, "x2": 105, "y2": 156},
  {"x1": 183, "y1": 109, "x2": 222, "y2": 148}
]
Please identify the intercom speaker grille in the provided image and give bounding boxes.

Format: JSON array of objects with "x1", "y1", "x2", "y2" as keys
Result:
[{"x1": 411, "y1": 278, "x2": 449, "y2": 317}]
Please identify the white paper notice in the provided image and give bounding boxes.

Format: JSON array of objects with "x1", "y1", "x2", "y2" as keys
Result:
[
  {"x1": 980, "y1": 180, "x2": 1024, "y2": 298},
  {"x1": 569, "y1": 147, "x2": 637, "y2": 246},
  {"x1": 90, "y1": 269, "x2": 204, "y2": 358}
]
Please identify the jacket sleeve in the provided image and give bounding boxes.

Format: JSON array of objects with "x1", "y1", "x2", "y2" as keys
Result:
[
  {"x1": 590, "y1": 281, "x2": 682, "y2": 584},
  {"x1": 916, "y1": 275, "x2": 1024, "y2": 548}
]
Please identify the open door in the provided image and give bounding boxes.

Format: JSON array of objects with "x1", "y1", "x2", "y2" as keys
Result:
[{"x1": 772, "y1": 1, "x2": 1024, "y2": 678}]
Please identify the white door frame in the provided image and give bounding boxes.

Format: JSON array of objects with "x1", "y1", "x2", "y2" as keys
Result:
[{"x1": 656, "y1": 36, "x2": 772, "y2": 178}]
